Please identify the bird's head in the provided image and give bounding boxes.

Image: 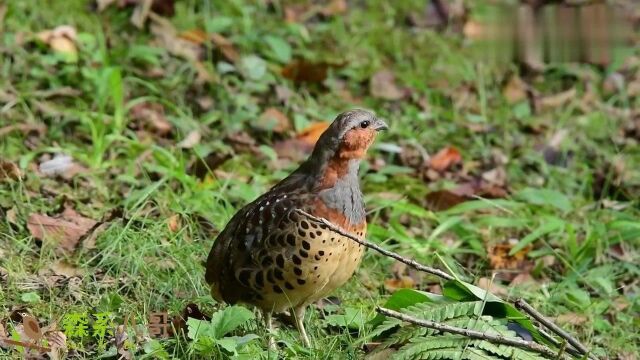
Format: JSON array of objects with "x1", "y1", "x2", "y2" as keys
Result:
[{"x1": 310, "y1": 109, "x2": 387, "y2": 163}]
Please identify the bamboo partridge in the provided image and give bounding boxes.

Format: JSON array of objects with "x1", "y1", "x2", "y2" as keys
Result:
[{"x1": 205, "y1": 109, "x2": 387, "y2": 347}]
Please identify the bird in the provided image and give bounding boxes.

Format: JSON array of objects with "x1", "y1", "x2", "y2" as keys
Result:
[{"x1": 205, "y1": 109, "x2": 387, "y2": 347}]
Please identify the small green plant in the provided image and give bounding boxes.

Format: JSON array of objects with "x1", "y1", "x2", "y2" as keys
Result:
[{"x1": 186, "y1": 305, "x2": 260, "y2": 357}]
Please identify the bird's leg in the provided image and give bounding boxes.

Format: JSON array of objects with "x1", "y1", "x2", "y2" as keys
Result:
[
  {"x1": 293, "y1": 306, "x2": 310, "y2": 347},
  {"x1": 263, "y1": 311, "x2": 277, "y2": 351}
]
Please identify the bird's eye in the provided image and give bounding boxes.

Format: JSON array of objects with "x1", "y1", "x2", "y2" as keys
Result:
[{"x1": 359, "y1": 120, "x2": 370, "y2": 129}]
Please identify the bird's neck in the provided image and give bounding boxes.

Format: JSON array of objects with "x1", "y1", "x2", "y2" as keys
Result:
[{"x1": 313, "y1": 156, "x2": 366, "y2": 225}]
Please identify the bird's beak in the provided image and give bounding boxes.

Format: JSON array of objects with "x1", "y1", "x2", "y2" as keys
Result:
[{"x1": 374, "y1": 119, "x2": 388, "y2": 131}]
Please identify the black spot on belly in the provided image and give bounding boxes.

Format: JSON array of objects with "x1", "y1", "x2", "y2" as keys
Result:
[
  {"x1": 292, "y1": 254, "x2": 302, "y2": 265},
  {"x1": 273, "y1": 285, "x2": 283, "y2": 293},
  {"x1": 286, "y1": 234, "x2": 296, "y2": 246},
  {"x1": 298, "y1": 229, "x2": 306, "y2": 237},
  {"x1": 314, "y1": 255, "x2": 321, "y2": 261},
  {"x1": 267, "y1": 269, "x2": 275, "y2": 283},
  {"x1": 316, "y1": 230, "x2": 322, "y2": 236},
  {"x1": 294, "y1": 267, "x2": 302, "y2": 276},
  {"x1": 299, "y1": 250, "x2": 308, "y2": 258},
  {"x1": 297, "y1": 279, "x2": 306, "y2": 285},
  {"x1": 255, "y1": 271, "x2": 264, "y2": 287},
  {"x1": 309, "y1": 232, "x2": 316, "y2": 239},
  {"x1": 284, "y1": 281, "x2": 294, "y2": 290},
  {"x1": 278, "y1": 234, "x2": 288, "y2": 246},
  {"x1": 261, "y1": 256, "x2": 273, "y2": 267},
  {"x1": 302, "y1": 241, "x2": 311, "y2": 250},
  {"x1": 318, "y1": 250, "x2": 325, "y2": 256},
  {"x1": 238, "y1": 270, "x2": 251, "y2": 287},
  {"x1": 274, "y1": 268, "x2": 284, "y2": 281},
  {"x1": 301, "y1": 221, "x2": 309, "y2": 229},
  {"x1": 276, "y1": 254, "x2": 285, "y2": 268}
]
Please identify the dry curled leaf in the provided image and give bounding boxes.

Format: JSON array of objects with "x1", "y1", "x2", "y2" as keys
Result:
[
  {"x1": 429, "y1": 146, "x2": 462, "y2": 172},
  {"x1": 211, "y1": 33, "x2": 240, "y2": 63},
  {"x1": 35, "y1": 25, "x2": 78, "y2": 61},
  {"x1": 27, "y1": 206, "x2": 97, "y2": 253},
  {"x1": 149, "y1": 13, "x2": 202, "y2": 62},
  {"x1": 167, "y1": 214, "x2": 181, "y2": 233},
  {"x1": 425, "y1": 179, "x2": 508, "y2": 211},
  {"x1": 0, "y1": 159, "x2": 21, "y2": 181},
  {"x1": 273, "y1": 122, "x2": 330, "y2": 161},
  {"x1": 257, "y1": 107, "x2": 290, "y2": 133},
  {"x1": 45, "y1": 330, "x2": 67, "y2": 360},
  {"x1": 177, "y1": 130, "x2": 201, "y2": 149},
  {"x1": 370, "y1": 69, "x2": 406, "y2": 100},
  {"x1": 129, "y1": 102, "x2": 172, "y2": 136},
  {"x1": 49, "y1": 260, "x2": 84, "y2": 278},
  {"x1": 38, "y1": 154, "x2": 87, "y2": 179},
  {"x1": 503, "y1": 74, "x2": 529, "y2": 104},
  {"x1": 487, "y1": 240, "x2": 532, "y2": 271},
  {"x1": 282, "y1": 60, "x2": 329, "y2": 83}
]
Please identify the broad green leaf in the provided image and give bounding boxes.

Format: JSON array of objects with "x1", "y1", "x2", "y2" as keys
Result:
[
  {"x1": 21, "y1": 292, "x2": 41, "y2": 303},
  {"x1": 324, "y1": 307, "x2": 366, "y2": 330},
  {"x1": 210, "y1": 305, "x2": 255, "y2": 338},
  {"x1": 264, "y1": 36, "x2": 292, "y2": 63},
  {"x1": 187, "y1": 318, "x2": 215, "y2": 340},
  {"x1": 510, "y1": 217, "x2": 564, "y2": 255},
  {"x1": 240, "y1": 55, "x2": 267, "y2": 80},
  {"x1": 516, "y1": 188, "x2": 572, "y2": 212}
]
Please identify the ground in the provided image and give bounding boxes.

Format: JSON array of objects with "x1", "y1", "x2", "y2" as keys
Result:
[{"x1": 0, "y1": 0, "x2": 639, "y2": 359}]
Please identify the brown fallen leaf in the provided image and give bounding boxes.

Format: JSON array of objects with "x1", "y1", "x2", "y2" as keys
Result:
[
  {"x1": 425, "y1": 179, "x2": 508, "y2": 211},
  {"x1": 45, "y1": 330, "x2": 67, "y2": 360},
  {"x1": 503, "y1": 74, "x2": 529, "y2": 104},
  {"x1": 49, "y1": 259, "x2": 84, "y2": 278},
  {"x1": 282, "y1": 59, "x2": 329, "y2": 83},
  {"x1": 149, "y1": 13, "x2": 202, "y2": 62},
  {"x1": 179, "y1": 29, "x2": 208, "y2": 44},
  {"x1": 0, "y1": 159, "x2": 21, "y2": 181},
  {"x1": 538, "y1": 88, "x2": 577, "y2": 109},
  {"x1": 477, "y1": 277, "x2": 508, "y2": 297},
  {"x1": 555, "y1": 313, "x2": 588, "y2": 326},
  {"x1": 167, "y1": 214, "x2": 181, "y2": 233},
  {"x1": 188, "y1": 152, "x2": 232, "y2": 179},
  {"x1": 384, "y1": 276, "x2": 415, "y2": 292},
  {"x1": 273, "y1": 122, "x2": 330, "y2": 161},
  {"x1": 370, "y1": 69, "x2": 406, "y2": 100},
  {"x1": 319, "y1": 0, "x2": 347, "y2": 17},
  {"x1": 129, "y1": 102, "x2": 172, "y2": 136},
  {"x1": 176, "y1": 130, "x2": 201, "y2": 149},
  {"x1": 487, "y1": 240, "x2": 532, "y2": 271},
  {"x1": 211, "y1": 33, "x2": 240, "y2": 63},
  {"x1": 257, "y1": 107, "x2": 290, "y2": 133},
  {"x1": 429, "y1": 146, "x2": 462, "y2": 172},
  {"x1": 27, "y1": 206, "x2": 97, "y2": 253},
  {"x1": 35, "y1": 25, "x2": 78, "y2": 62}
]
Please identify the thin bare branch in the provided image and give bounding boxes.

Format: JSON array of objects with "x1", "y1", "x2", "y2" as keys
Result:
[
  {"x1": 294, "y1": 209, "x2": 455, "y2": 281},
  {"x1": 377, "y1": 307, "x2": 571, "y2": 360},
  {"x1": 515, "y1": 298, "x2": 595, "y2": 359}
]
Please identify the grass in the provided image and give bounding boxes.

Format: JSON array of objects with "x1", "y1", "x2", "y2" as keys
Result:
[{"x1": 1, "y1": 0, "x2": 639, "y2": 359}]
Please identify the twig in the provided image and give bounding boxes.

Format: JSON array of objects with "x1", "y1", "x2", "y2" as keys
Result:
[
  {"x1": 514, "y1": 298, "x2": 594, "y2": 359},
  {"x1": 294, "y1": 209, "x2": 455, "y2": 281},
  {"x1": 377, "y1": 307, "x2": 571, "y2": 360}
]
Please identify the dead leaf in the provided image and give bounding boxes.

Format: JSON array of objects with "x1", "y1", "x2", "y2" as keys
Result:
[
  {"x1": 149, "y1": 13, "x2": 202, "y2": 61},
  {"x1": 167, "y1": 214, "x2": 181, "y2": 232},
  {"x1": 429, "y1": 146, "x2": 462, "y2": 172},
  {"x1": 45, "y1": 330, "x2": 67, "y2": 360},
  {"x1": 188, "y1": 152, "x2": 232, "y2": 179},
  {"x1": 319, "y1": 0, "x2": 347, "y2": 17},
  {"x1": 35, "y1": 25, "x2": 78, "y2": 61},
  {"x1": 0, "y1": 123, "x2": 46, "y2": 138},
  {"x1": 509, "y1": 272, "x2": 535, "y2": 287},
  {"x1": 179, "y1": 29, "x2": 208, "y2": 44},
  {"x1": 384, "y1": 276, "x2": 415, "y2": 292},
  {"x1": 555, "y1": 313, "x2": 588, "y2": 326},
  {"x1": 257, "y1": 107, "x2": 290, "y2": 133},
  {"x1": 82, "y1": 221, "x2": 111, "y2": 250},
  {"x1": 38, "y1": 154, "x2": 87, "y2": 179},
  {"x1": 177, "y1": 130, "x2": 201, "y2": 149},
  {"x1": 282, "y1": 60, "x2": 329, "y2": 83},
  {"x1": 273, "y1": 122, "x2": 330, "y2": 161},
  {"x1": 129, "y1": 102, "x2": 172, "y2": 136},
  {"x1": 0, "y1": 159, "x2": 21, "y2": 181},
  {"x1": 284, "y1": 4, "x2": 310, "y2": 23},
  {"x1": 211, "y1": 33, "x2": 240, "y2": 63},
  {"x1": 49, "y1": 260, "x2": 84, "y2": 277},
  {"x1": 503, "y1": 74, "x2": 528, "y2": 103},
  {"x1": 369, "y1": 69, "x2": 406, "y2": 100},
  {"x1": 487, "y1": 240, "x2": 532, "y2": 271},
  {"x1": 115, "y1": 325, "x2": 133, "y2": 360},
  {"x1": 27, "y1": 206, "x2": 97, "y2": 253},
  {"x1": 425, "y1": 179, "x2": 508, "y2": 211},
  {"x1": 538, "y1": 88, "x2": 576, "y2": 109},
  {"x1": 477, "y1": 277, "x2": 508, "y2": 297}
]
